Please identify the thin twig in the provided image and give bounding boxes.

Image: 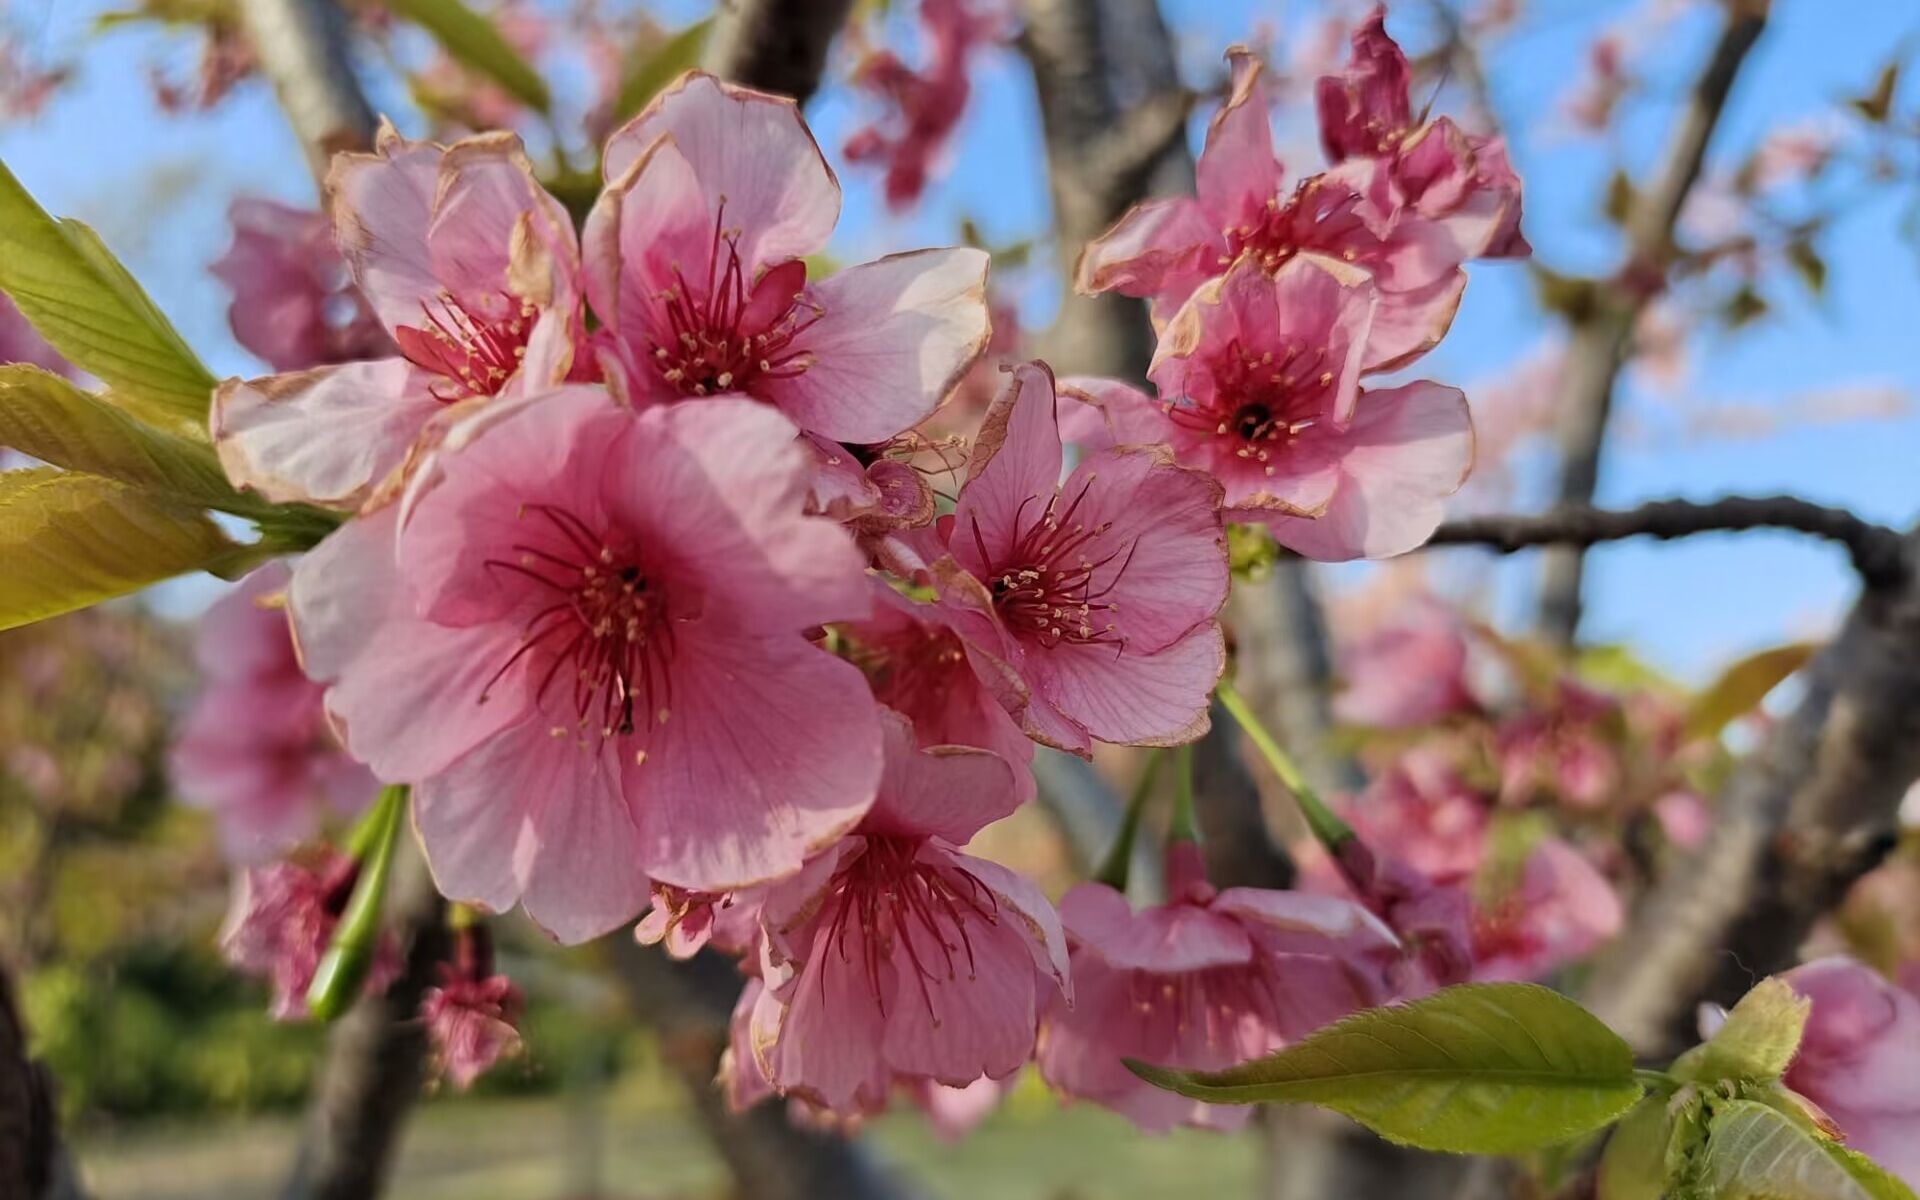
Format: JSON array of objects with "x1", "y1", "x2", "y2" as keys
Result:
[
  {"x1": 1536, "y1": 0, "x2": 1771, "y2": 645},
  {"x1": 1430, "y1": 495, "x2": 1909, "y2": 587}
]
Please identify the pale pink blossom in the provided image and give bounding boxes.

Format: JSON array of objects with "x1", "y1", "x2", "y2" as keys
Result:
[
  {"x1": 423, "y1": 925, "x2": 524, "y2": 1089},
  {"x1": 221, "y1": 849, "x2": 399, "y2": 1020},
  {"x1": 214, "y1": 124, "x2": 586, "y2": 509},
  {"x1": 289, "y1": 388, "x2": 883, "y2": 942},
  {"x1": 210, "y1": 198, "x2": 391, "y2": 372},
  {"x1": 172, "y1": 562, "x2": 376, "y2": 863},
  {"x1": 1496, "y1": 681, "x2": 1623, "y2": 810},
  {"x1": 912, "y1": 362, "x2": 1229, "y2": 756},
  {"x1": 1039, "y1": 842, "x2": 1399, "y2": 1132},
  {"x1": 1470, "y1": 837, "x2": 1624, "y2": 982},
  {"x1": 749, "y1": 711, "x2": 1067, "y2": 1116},
  {"x1": 635, "y1": 882, "x2": 763, "y2": 960},
  {"x1": 1334, "y1": 598, "x2": 1481, "y2": 727},
  {"x1": 1088, "y1": 258, "x2": 1474, "y2": 560},
  {"x1": 585, "y1": 73, "x2": 990, "y2": 447},
  {"x1": 1779, "y1": 957, "x2": 1920, "y2": 1188},
  {"x1": 843, "y1": 0, "x2": 1003, "y2": 210}
]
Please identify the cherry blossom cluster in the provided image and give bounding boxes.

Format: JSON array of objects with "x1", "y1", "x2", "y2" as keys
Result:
[{"x1": 181, "y1": 17, "x2": 1534, "y2": 1120}]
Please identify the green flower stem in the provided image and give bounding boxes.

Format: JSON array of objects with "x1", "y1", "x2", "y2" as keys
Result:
[
  {"x1": 306, "y1": 783, "x2": 408, "y2": 1022},
  {"x1": 1167, "y1": 743, "x2": 1199, "y2": 846},
  {"x1": 1093, "y1": 748, "x2": 1165, "y2": 889},
  {"x1": 1214, "y1": 678, "x2": 1356, "y2": 853}
]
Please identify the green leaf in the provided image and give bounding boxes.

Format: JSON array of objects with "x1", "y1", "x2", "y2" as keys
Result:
[
  {"x1": 1599, "y1": 1097, "x2": 1674, "y2": 1200},
  {"x1": 1704, "y1": 1099, "x2": 1917, "y2": 1200},
  {"x1": 1786, "y1": 239, "x2": 1828, "y2": 297},
  {"x1": 0, "y1": 162, "x2": 217, "y2": 431},
  {"x1": 307, "y1": 785, "x2": 409, "y2": 1022},
  {"x1": 0, "y1": 365, "x2": 239, "y2": 506},
  {"x1": 1673, "y1": 978, "x2": 1810, "y2": 1085},
  {"x1": 386, "y1": 0, "x2": 550, "y2": 114},
  {"x1": 612, "y1": 17, "x2": 711, "y2": 125},
  {"x1": 0, "y1": 467, "x2": 245, "y2": 631},
  {"x1": 1125, "y1": 983, "x2": 1644, "y2": 1154},
  {"x1": 1684, "y1": 643, "x2": 1816, "y2": 741},
  {"x1": 1851, "y1": 62, "x2": 1901, "y2": 124}
]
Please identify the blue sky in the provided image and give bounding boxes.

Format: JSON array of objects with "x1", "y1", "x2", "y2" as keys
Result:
[{"x1": 3, "y1": 0, "x2": 1918, "y2": 681}]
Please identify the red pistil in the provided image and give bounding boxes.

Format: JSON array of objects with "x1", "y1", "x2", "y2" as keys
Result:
[
  {"x1": 973, "y1": 481, "x2": 1134, "y2": 650},
  {"x1": 818, "y1": 837, "x2": 999, "y2": 1023},
  {"x1": 479, "y1": 504, "x2": 674, "y2": 741},
  {"x1": 650, "y1": 202, "x2": 823, "y2": 397},
  {"x1": 394, "y1": 290, "x2": 536, "y2": 402}
]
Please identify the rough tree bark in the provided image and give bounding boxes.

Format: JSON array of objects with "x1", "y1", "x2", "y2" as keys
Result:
[
  {"x1": 703, "y1": 0, "x2": 858, "y2": 106},
  {"x1": 1582, "y1": 528, "x2": 1920, "y2": 1055},
  {"x1": 1535, "y1": 0, "x2": 1770, "y2": 646},
  {"x1": 237, "y1": 0, "x2": 377, "y2": 181},
  {"x1": 281, "y1": 847, "x2": 449, "y2": 1200}
]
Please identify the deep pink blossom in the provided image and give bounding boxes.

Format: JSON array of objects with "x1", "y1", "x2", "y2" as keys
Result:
[
  {"x1": 910, "y1": 362, "x2": 1228, "y2": 756},
  {"x1": 1778, "y1": 957, "x2": 1920, "y2": 1188},
  {"x1": 843, "y1": 0, "x2": 1001, "y2": 210},
  {"x1": 221, "y1": 849, "x2": 399, "y2": 1020},
  {"x1": 214, "y1": 124, "x2": 586, "y2": 509},
  {"x1": 1470, "y1": 836, "x2": 1623, "y2": 982},
  {"x1": 585, "y1": 73, "x2": 990, "y2": 447},
  {"x1": 289, "y1": 388, "x2": 883, "y2": 942},
  {"x1": 1334, "y1": 598, "x2": 1481, "y2": 727},
  {"x1": 423, "y1": 925, "x2": 524, "y2": 1089},
  {"x1": 1315, "y1": 9, "x2": 1530, "y2": 260},
  {"x1": 1080, "y1": 38, "x2": 1514, "y2": 373},
  {"x1": 1496, "y1": 680, "x2": 1622, "y2": 810},
  {"x1": 1038, "y1": 843, "x2": 1399, "y2": 1132},
  {"x1": 1089, "y1": 258, "x2": 1474, "y2": 560},
  {"x1": 210, "y1": 198, "x2": 391, "y2": 372},
  {"x1": 172, "y1": 562, "x2": 376, "y2": 863},
  {"x1": 748, "y1": 712, "x2": 1067, "y2": 1116},
  {"x1": 841, "y1": 579, "x2": 1037, "y2": 803}
]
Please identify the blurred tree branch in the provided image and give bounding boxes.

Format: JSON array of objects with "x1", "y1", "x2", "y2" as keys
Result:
[
  {"x1": 237, "y1": 0, "x2": 377, "y2": 181},
  {"x1": 1584, "y1": 525, "x2": 1920, "y2": 1055},
  {"x1": 703, "y1": 0, "x2": 858, "y2": 106},
  {"x1": 1430, "y1": 495, "x2": 1908, "y2": 586},
  {"x1": 0, "y1": 965, "x2": 85, "y2": 1200},
  {"x1": 1536, "y1": 0, "x2": 1771, "y2": 646}
]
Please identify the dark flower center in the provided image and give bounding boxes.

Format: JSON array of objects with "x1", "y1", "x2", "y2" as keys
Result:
[
  {"x1": 480, "y1": 504, "x2": 674, "y2": 742},
  {"x1": 971, "y1": 483, "x2": 1134, "y2": 650},
  {"x1": 650, "y1": 202, "x2": 823, "y2": 397},
  {"x1": 1163, "y1": 337, "x2": 1335, "y2": 473}
]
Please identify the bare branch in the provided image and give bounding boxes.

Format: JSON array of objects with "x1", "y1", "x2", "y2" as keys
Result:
[
  {"x1": 607, "y1": 939, "x2": 913, "y2": 1200},
  {"x1": 237, "y1": 0, "x2": 377, "y2": 182},
  {"x1": 703, "y1": 0, "x2": 858, "y2": 104},
  {"x1": 1585, "y1": 525, "x2": 1920, "y2": 1055},
  {"x1": 281, "y1": 848, "x2": 448, "y2": 1200},
  {"x1": 0, "y1": 963, "x2": 82, "y2": 1200},
  {"x1": 1430, "y1": 495, "x2": 1909, "y2": 587},
  {"x1": 1536, "y1": 0, "x2": 1771, "y2": 645}
]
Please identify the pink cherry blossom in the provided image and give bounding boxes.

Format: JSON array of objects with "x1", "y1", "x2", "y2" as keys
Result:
[
  {"x1": 1315, "y1": 9, "x2": 1530, "y2": 261},
  {"x1": 1089, "y1": 258, "x2": 1474, "y2": 560},
  {"x1": 214, "y1": 124, "x2": 586, "y2": 509},
  {"x1": 210, "y1": 198, "x2": 391, "y2": 372},
  {"x1": 1079, "y1": 36, "x2": 1516, "y2": 373},
  {"x1": 912, "y1": 361, "x2": 1228, "y2": 756},
  {"x1": 841, "y1": 578, "x2": 1037, "y2": 802},
  {"x1": 289, "y1": 387, "x2": 883, "y2": 942},
  {"x1": 585, "y1": 73, "x2": 991, "y2": 447},
  {"x1": 172, "y1": 562, "x2": 377, "y2": 864},
  {"x1": 1334, "y1": 598, "x2": 1482, "y2": 728},
  {"x1": 1470, "y1": 838, "x2": 1623, "y2": 982},
  {"x1": 635, "y1": 882, "x2": 763, "y2": 960},
  {"x1": 1038, "y1": 842, "x2": 1399, "y2": 1132},
  {"x1": 843, "y1": 0, "x2": 1002, "y2": 211},
  {"x1": 423, "y1": 924, "x2": 524, "y2": 1089},
  {"x1": 1496, "y1": 680, "x2": 1623, "y2": 810},
  {"x1": 1779, "y1": 957, "x2": 1920, "y2": 1188},
  {"x1": 748, "y1": 711, "x2": 1067, "y2": 1116},
  {"x1": 221, "y1": 848, "x2": 399, "y2": 1020}
]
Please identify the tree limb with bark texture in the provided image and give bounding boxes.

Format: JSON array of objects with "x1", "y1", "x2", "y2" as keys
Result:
[
  {"x1": 1536, "y1": 0, "x2": 1771, "y2": 645},
  {"x1": 703, "y1": 0, "x2": 858, "y2": 106}
]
